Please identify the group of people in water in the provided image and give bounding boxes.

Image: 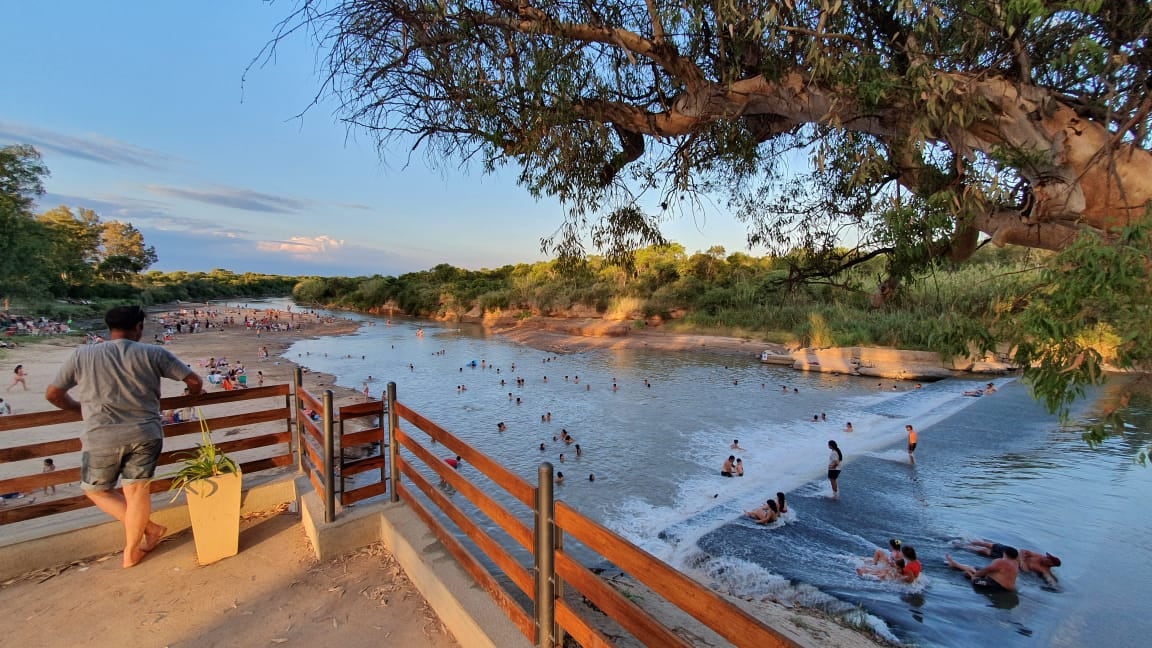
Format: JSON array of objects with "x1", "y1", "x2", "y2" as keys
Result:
[{"x1": 852, "y1": 536, "x2": 1061, "y2": 593}]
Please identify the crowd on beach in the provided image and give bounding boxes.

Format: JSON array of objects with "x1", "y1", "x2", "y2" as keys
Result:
[{"x1": 2, "y1": 314, "x2": 71, "y2": 346}]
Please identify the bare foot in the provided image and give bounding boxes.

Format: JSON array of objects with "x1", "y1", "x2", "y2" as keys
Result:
[
  {"x1": 141, "y1": 524, "x2": 167, "y2": 552},
  {"x1": 123, "y1": 547, "x2": 147, "y2": 568},
  {"x1": 945, "y1": 553, "x2": 958, "y2": 569}
]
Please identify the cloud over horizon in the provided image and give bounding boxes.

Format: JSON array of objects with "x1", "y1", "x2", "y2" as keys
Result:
[
  {"x1": 0, "y1": 120, "x2": 174, "y2": 169},
  {"x1": 256, "y1": 235, "x2": 346, "y2": 258},
  {"x1": 145, "y1": 184, "x2": 312, "y2": 214}
]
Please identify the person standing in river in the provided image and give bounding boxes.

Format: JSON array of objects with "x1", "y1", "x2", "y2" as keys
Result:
[
  {"x1": 906, "y1": 424, "x2": 918, "y2": 464},
  {"x1": 827, "y1": 440, "x2": 843, "y2": 497}
]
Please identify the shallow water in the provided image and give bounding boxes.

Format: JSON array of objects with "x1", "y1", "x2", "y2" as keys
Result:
[{"x1": 280, "y1": 307, "x2": 1151, "y2": 647}]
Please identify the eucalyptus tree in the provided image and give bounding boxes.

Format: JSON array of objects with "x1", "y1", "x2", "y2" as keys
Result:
[{"x1": 277, "y1": 0, "x2": 1152, "y2": 442}]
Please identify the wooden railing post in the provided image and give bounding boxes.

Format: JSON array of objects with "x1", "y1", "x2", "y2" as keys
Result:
[
  {"x1": 322, "y1": 389, "x2": 335, "y2": 523},
  {"x1": 293, "y1": 367, "x2": 303, "y2": 474},
  {"x1": 534, "y1": 462, "x2": 556, "y2": 648},
  {"x1": 387, "y1": 382, "x2": 399, "y2": 503}
]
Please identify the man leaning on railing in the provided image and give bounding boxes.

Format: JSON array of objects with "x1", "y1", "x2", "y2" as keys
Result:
[{"x1": 44, "y1": 305, "x2": 204, "y2": 569}]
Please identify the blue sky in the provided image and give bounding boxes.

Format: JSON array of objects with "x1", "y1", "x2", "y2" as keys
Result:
[{"x1": 1, "y1": 1, "x2": 754, "y2": 277}]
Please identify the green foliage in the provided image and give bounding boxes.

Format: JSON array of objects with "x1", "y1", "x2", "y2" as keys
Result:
[
  {"x1": 168, "y1": 413, "x2": 239, "y2": 500},
  {"x1": 0, "y1": 144, "x2": 48, "y2": 212},
  {"x1": 1007, "y1": 225, "x2": 1152, "y2": 448}
]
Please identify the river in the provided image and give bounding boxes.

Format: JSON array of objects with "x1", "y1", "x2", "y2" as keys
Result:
[{"x1": 280, "y1": 306, "x2": 1150, "y2": 647}]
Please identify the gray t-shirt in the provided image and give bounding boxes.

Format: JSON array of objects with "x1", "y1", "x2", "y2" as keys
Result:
[{"x1": 51, "y1": 339, "x2": 193, "y2": 451}]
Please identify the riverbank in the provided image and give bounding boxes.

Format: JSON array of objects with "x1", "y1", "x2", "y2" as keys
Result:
[{"x1": 487, "y1": 316, "x2": 788, "y2": 358}]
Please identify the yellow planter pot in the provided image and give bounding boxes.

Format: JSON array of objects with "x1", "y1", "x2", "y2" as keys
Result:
[{"x1": 184, "y1": 471, "x2": 242, "y2": 565}]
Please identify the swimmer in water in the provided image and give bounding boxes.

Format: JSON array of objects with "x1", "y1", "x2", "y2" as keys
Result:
[
  {"x1": 946, "y1": 548, "x2": 1019, "y2": 592},
  {"x1": 745, "y1": 499, "x2": 780, "y2": 524}
]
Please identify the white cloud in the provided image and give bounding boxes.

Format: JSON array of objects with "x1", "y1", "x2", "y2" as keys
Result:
[
  {"x1": 0, "y1": 120, "x2": 174, "y2": 169},
  {"x1": 256, "y1": 235, "x2": 346, "y2": 258}
]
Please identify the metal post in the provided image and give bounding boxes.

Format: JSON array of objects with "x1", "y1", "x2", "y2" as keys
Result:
[
  {"x1": 387, "y1": 382, "x2": 400, "y2": 503},
  {"x1": 534, "y1": 462, "x2": 556, "y2": 648},
  {"x1": 322, "y1": 389, "x2": 335, "y2": 523},
  {"x1": 292, "y1": 367, "x2": 303, "y2": 473},
  {"x1": 379, "y1": 392, "x2": 388, "y2": 493}
]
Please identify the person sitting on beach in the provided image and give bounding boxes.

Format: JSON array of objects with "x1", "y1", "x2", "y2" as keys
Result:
[
  {"x1": 745, "y1": 499, "x2": 780, "y2": 524},
  {"x1": 721, "y1": 455, "x2": 736, "y2": 477},
  {"x1": 946, "y1": 548, "x2": 1019, "y2": 592},
  {"x1": 776, "y1": 492, "x2": 787, "y2": 514},
  {"x1": 963, "y1": 539, "x2": 1061, "y2": 587}
]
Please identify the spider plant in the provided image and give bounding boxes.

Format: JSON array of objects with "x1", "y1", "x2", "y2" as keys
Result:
[{"x1": 168, "y1": 410, "x2": 239, "y2": 499}]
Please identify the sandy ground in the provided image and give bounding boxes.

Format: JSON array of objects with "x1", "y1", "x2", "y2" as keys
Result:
[
  {"x1": 0, "y1": 306, "x2": 885, "y2": 648},
  {"x1": 490, "y1": 318, "x2": 787, "y2": 359},
  {"x1": 0, "y1": 506, "x2": 457, "y2": 648}
]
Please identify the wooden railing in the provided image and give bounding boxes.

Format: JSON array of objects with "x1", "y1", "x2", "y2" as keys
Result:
[
  {"x1": 384, "y1": 382, "x2": 801, "y2": 648},
  {"x1": 293, "y1": 369, "x2": 388, "y2": 523},
  {"x1": 0, "y1": 384, "x2": 295, "y2": 525}
]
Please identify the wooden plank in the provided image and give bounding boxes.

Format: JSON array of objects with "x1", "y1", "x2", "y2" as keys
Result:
[
  {"x1": 301, "y1": 435, "x2": 324, "y2": 473},
  {"x1": 397, "y1": 481, "x2": 534, "y2": 641},
  {"x1": 305, "y1": 466, "x2": 325, "y2": 500},
  {"x1": 0, "y1": 466, "x2": 81, "y2": 494},
  {"x1": 394, "y1": 401, "x2": 533, "y2": 507},
  {"x1": 298, "y1": 415, "x2": 323, "y2": 445},
  {"x1": 395, "y1": 427, "x2": 533, "y2": 551},
  {"x1": 555, "y1": 599, "x2": 614, "y2": 648},
  {"x1": 337, "y1": 401, "x2": 383, "y2": 418},
  {"x1": 554, "y1": 550, "x2": 689, "y2": 648},
  {"x1": 0, "y1": 386, "x2": 289, "y2": 435},
  {"x1": 0, "y1": 437, "x2": 82, "y2": 462},
  {"x1": 0, "y1": 493, "x2": 90, "y2": 525},
  {"x1": 341, "y1": 480, "x2": 386, "y2": 505},
  {"x1": 341, "y1": 455, "x2": 384, "y2": 477},
  {"x1": 161, "y1": 407, "x2": 290, "y2": 439},
  {"x1": 340, "y1": 427, "x2": 383, "y2": 449},
  {"x1": 237, "y1": 454, "x2": 293, "y2": 475},
  {"x1": 296, "y1": 388, "x2": 324, "y2": 413},
  {"x1": 0, "y1": 409, "x2": 79, "y2": 432},
  {"x1": 157, "y1": 431, "x2": 290, "y2": 465},
  {"x1": 214, "y1": 431, "x2": 290, "y2": 456},
  {"x1": 159, "y1": 383, "x2": 289, "y2": 409},
  {"x1": 399, "y1": 462, "x2": 533, "y2": 596},
  {"x1": 555, "y1": 502, "x2": 801, "y2": 648}
]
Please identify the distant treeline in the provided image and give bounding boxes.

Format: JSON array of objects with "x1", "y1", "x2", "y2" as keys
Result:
[{"x1": 291, "y1": 243, "x2": 1054, "y2": 354}]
